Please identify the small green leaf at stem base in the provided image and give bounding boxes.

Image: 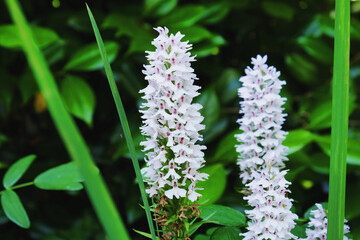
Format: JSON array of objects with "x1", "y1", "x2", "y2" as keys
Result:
[{"x1": 1, "y1": 189, "x2": 30, "y2": 228}]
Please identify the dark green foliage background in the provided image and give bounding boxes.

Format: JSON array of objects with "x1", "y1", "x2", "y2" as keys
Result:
[{"x1": 1, "y1": 0, "x2": 360, "y2": 239}]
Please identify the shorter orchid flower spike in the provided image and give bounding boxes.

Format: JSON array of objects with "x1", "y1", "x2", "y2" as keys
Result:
[
  {"x1": 304, "y1": 203, "x2": 351, "y2": 240},
  {"x1": 236, "y1": 55, "x2": 289, "y2": 183}
]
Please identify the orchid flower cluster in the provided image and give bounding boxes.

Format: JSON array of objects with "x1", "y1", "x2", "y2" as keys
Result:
[
  {"x1": 303, "y1": 203, "x2": 351, "y2": 240},
  {"x1": 236, "y1": 55, "x2": 288, "y2": 184},
  {"x1": 138, "y1": 27, "x2": 352, "y2": 239},
  {"x1": 236, "y1": 55, "x2": 298, "y2": 239},
  {"x1": 140, "y1": 26, "x2": 207, "y2": 239}
]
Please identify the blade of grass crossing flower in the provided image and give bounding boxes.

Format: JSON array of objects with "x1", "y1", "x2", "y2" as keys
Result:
[
  {"x1": 328, "y1": 0, "x2": 350, "y2": 239},
  {"x1": 86, "y1": 4, "x2": 156, "y2": 240},
  {"x1": 4, "y1": 1, "x2": 130, "y2": 240}
]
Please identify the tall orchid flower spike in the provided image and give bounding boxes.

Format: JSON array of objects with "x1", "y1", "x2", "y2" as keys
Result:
[
  {"x1": 242, "y1": 166, "x2": 298, "y2": 239},
  {"x1": 139, "y1": 26, "x2": 208, "y2": 239},
  {"x1": 237, "y1": 55, "x2": 298, "y2": 239},
  {"x1": 304, "y1": 203, "x2": 351, "y2": 240},
  {"x1": 235, "y1": 55, "x2": 288, "y2": 183}
]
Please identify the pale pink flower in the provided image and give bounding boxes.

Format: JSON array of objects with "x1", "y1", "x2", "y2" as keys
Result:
[
  {"x1": 140, "y1": 27, "x2": 208, "y2": 201},
  {"x1": 304, "y1": 203, "x2": 351, "y2": 240},
  {"x1": 242, "y1": 166, "x2": 298, "y2": 240}
]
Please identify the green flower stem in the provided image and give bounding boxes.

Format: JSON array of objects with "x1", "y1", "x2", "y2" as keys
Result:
[
  {"x1": 86, "y1": 4, "x2": 156, "y2": 240},
  {"x1": 328, "y1": 0, "x2": 350, "y2": 239},
  {"x1": 0, "y1": 182, "x2": 34, "y2": 195},
  {"x1": 4, "y1": 1, "x2": 130, "y2": 240}
]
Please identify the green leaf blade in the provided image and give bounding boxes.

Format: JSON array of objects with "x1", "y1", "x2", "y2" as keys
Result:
[
  {"x1": 1, "y1": 190, "x2": 30, "y2": 228},
  {"x1": 34, "y1": 162, "x2": 83, "y2": 191},
  {"x1": 3, "y1": 155, "x2": 36, "y2": 188},
  {"x1": 133, "y1": 229, "x2": 160, "y2": 240},
  {"x1": 86, "y1": 4, "x2": 156, "y2": 240}
]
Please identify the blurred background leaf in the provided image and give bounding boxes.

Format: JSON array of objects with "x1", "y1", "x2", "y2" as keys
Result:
[{"x1": 60, "y1": 75, "x2": 96, "y2": 126}]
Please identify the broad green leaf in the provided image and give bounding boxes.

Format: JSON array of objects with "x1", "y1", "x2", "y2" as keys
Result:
[
  {"x1": 314, "y1": 135, "x2": 360, "y2": 166},
  {"x1": 206, "y1": 228, "x2": 218, "y2": 236},
  {"x1": 102, "y1": 14, "x2": 153, "y2": 54},
  {"x1": 291, "y1": 224, "x2": 307, "y2": 238},
  {"x1": 43, "y1": 40, "x2": 65, "y2": 65},
  {"x1": 304, "y1": 13, "x2": 360, "y2": 44},
  {"x1": 210, "y1": 35, "x2": 226, "y2": 46},
  {"x1": 190, "y1": 34, "x2": 226, "y2": 58},
  {"x1": 213, "y1": 129, "x2": 242, "y2": 162},
  {"x1": 158, "y1": 5, "x2": 206, "y2": 28},
  {"x1": 285, "y1": 53, "x2": 318, "y2": 85},
  {"x1": 309, "y1": 97, "x2": 356, "y2": 130},
  {"x1": 196, "y1": 88, "x2": 220, "y2": 132},
  {"x1": 1, "y1": 190, "x2": 30, "y2": 228},
  {"x1": 283, "y1": 129, "x2": 314, "y2": 155},
  {"x1": 262, "y1": 1, "x2": 294, "y2": 21},
  {"x1": 308, "y1": 101, "x2": 332, "y2": 129},
  {"x1": 216, "y1": 68, "x2": 241, "y2": 104},
  {"x1": 210, "y1": 226, "x2": 241, "y2": 240},
  {"x1": 133, "y1": 229, "x2": 160, "y2": 240},
  {"x1": 194, "y1": 234, "x2": 210, "y2": 240},
  {"x1": 285, "y1": 165, "x2": 307, "y2": 182},
  {"x1": 64, "y1": 41, "x2": 119, "y2": 71},
  {"x1": 0, "y1": 24, "x2": 59, "y2": 49},
  {"x1": 188, "y1": 220, "x2": 216, "y2": 236},
  {"x1": 304, "y1": 14, "x2": 334, "y2": 38},
  {"x1": 3, "y1": 155, "x2": 36, "y2": 188},
  {"x1": 60, "y1": 75, "x2": 96, "y2": 126},
  {"x1": 199, "y1": 2, "x2": 230, "y2": 24},
  {"x1": 196, "y1": 164, "x2": 226, "y2": 205},
  {"x1": 297, "y1": 36, "x2": 333, "y2": 64},
  {"x1": 346, "y1": 180, "x2": 360, "y2": 220},
  {"x1": 19, "y1": 71, "x2": 38, "y2": 104},
  {"x1": 351, "y1": 18, "x2": 360, "y2": 40},
  {"x1": 144, "y1": 0, "x2": 178, "y2": 17},
  {"x1": 202, "y1": 118, "x2": 228, "y2": 143},
  {"x1": 173, "y1": 26, "x2": 212, "y2": 43},
  {"x1": 34, "y1": 162, "x2": 83, "y2": 190},
  {"x1": 192, "y1": 43, "x2": 219, "y2": 57},
  {"x1": 199, "y1": 204, "x2": 246, "y2": 227}
]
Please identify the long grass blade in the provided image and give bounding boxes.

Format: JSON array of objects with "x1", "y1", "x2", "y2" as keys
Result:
[
  {"x1": 5, "y1": 1, "x2": 130, "y2": 239},
  {"x1": 327, "y1": 0, "x2": 350, "y2": 239},
  {"x1": 86, "y1": 4, "x2": 157, "y2": 240}
]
